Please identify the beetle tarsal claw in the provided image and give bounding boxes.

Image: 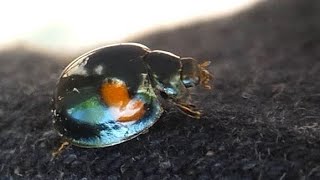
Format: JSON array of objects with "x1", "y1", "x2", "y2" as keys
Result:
[
  {"x1": 174, "y1": 102, "x2": 202, "y2": 119},
  {"x1": 199, "y1": 61, "x2": 213, "y2": 90}
]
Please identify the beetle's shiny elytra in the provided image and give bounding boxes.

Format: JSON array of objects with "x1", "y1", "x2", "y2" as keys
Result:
[{"x1": 52, "y1": 43, "x2": 213, "y2": 148}]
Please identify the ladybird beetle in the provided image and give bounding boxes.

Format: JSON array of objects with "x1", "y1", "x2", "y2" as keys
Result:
[{"x1": 52, "y1": 43, "x2": 213, "y2": 148}]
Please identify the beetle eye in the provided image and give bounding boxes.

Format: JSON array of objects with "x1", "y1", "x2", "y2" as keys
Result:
[{"x1": 181, "y1": 58, "x2": 200, "y2": 88}]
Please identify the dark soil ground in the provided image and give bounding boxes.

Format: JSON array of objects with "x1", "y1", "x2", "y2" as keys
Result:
[{"x1": 1, "y1": 0, "x2": 320, "y2": 179}]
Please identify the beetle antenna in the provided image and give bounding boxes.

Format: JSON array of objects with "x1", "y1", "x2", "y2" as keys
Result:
[{"x1": 198, "y1": 61, "x2": 213, "y2": 90}]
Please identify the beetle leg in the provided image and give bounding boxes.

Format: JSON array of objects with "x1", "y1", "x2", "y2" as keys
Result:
[
  {"x1": 173, "y1": 102, "x2": 201, "y2": 119},
  {"x1": 52, "y1": 141, "x2": 70, "y2": 157}
]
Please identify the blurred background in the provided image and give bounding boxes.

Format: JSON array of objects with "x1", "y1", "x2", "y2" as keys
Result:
[
  {"x1": 0, "y1": 0, "x2": 260, "y2": 54},
  {"x1": 2, "y1": 0, "x2": 320, "y2": 179}
]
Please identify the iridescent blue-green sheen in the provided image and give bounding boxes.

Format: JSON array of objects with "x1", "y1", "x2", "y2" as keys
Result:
[
  {"x1": 52, "y1": 43, "x2": 207, "y2": 147},
  {"x1": 68, "y1": 95, "x2": 162, "y2": 147},
  {"x1": 52, "y1": 43, "x2": 163, "y2": 147}
]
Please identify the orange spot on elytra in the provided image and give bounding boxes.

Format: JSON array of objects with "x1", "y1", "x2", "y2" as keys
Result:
[
  {"x1": 101, "y1": 80, "x2": 145, "y2": 122},
  {"x1": 101, "y1": 81, "x2": 130, "y2": 108},
  {"x1": 118, "y1": 100, "x2": 145, "y2": 122}
]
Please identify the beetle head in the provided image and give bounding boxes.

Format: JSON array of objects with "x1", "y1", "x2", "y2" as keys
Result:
[{"x1": 181, "y1": 58, "x2": 213, "y2": 89}]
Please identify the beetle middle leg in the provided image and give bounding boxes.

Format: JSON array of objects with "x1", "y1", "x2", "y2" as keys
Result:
[{"x1": 173, "y1": 101, "x2": 202, "y2": 119}]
